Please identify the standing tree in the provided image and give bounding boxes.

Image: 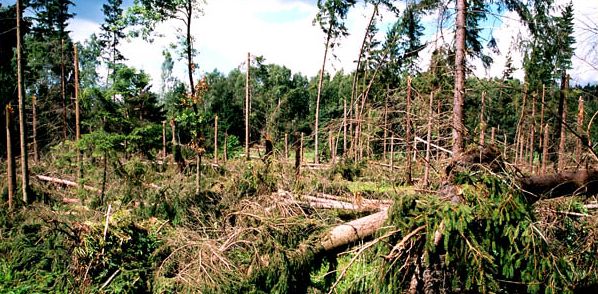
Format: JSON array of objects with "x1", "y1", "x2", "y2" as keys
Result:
[
  {"x1": 313, "y1": 0, "x2": 356, "y2": 163},
  {"x1": 99, "y1": 0, "x2": 126, "y2": 86},
  {"x1": 16, "y1": 0, "x2": 29, "y2": 203},
  {"x1": 452, "y1": 0, "x2": 466, "y2": 156}
]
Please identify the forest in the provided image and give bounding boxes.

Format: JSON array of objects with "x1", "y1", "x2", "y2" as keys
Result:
[{"x1": 1, "y1": 0, "x2": 598, "y2": 293}]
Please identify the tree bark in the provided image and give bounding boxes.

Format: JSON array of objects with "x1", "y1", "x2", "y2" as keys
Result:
[
  {"x1": 542, "y1": 124, "x2": 549, "y2": 175},
  {"x1": 320, "y1": 209, "x2": 388, "y2": 252},
  {"x1": 343, "y1": 95, "x2": 347, "y2": 156},
  {"x1": 557, "y1": 74, "x2": 569, "y2": 171},
  {"x1": 383, "y1": 86, "x2": 388, "y2": 160},
  {"x1": 452, "y1": 0, "x2": 467, "y2": 157},
  {"x1": 245, "y1": 52, "x2": 251, "y2": 160},
  {"x1": 479, "y1": 91, "x2": 486, "y2": 146},
  {"x1": 315, "y1": 22, "x2": 333, "y2": 165},
  {"x1": 5, "y1": 105, "x2": 16, "y2": 209},
  {"x1": 406, "y1": 76, "x2": 413, "y2": 184},
  {"x1": 214, "y1": 114, "x2": 218, "y2": 164},
  {"x1": 32, "y1": 95, "x2": 38, "y2": 162},
  {"x1": 186, "y1": 1, "x2": 195, "y2": 97},
  {"x1": 521, "y1": 169, "x2": 598, "y2": 202},
  {"x1": 575, "y1": 96, "x2": 584, "y2": 162},
  {"x1": 284, "y1": 133, "x2": 288, "y2": 160},
  {"x1": 529, "y1": 92, "x2": 536, "y2": 173},
  {"x1": 423, "y1": 91, "x2": 434, "y2": 187},
  {"x1": 162, "y1": 121, "x2": 167, "y2": 158},
  {"x1": 74, "y1": 45, "x2": 81, "y2": 183},
  {"x1": 17, "y1": 0, "x2": 29, "y2": 203},
  {"x1": 61, "y1": 38, "x2": 68, "y2": 140}
]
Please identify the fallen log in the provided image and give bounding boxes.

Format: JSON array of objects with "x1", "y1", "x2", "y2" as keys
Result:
[
  {"x1": 36, "y1": 175, "x2": 100, "y2": 193},
  {"x1": 520, "y1": 169, "x2": 598, "y2": 202},
  {"x1": 319, "y1": 209, "x2": 389, "y2": 252}
]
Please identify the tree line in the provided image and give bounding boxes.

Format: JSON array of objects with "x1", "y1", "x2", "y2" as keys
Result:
[{"x1": 1, "y1": 0, "x2": 597, "y2": 208}]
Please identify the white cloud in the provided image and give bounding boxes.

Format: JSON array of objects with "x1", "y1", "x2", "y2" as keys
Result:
[{"x1": 67, "y1": 0, "x2": 597, "y2": 90}]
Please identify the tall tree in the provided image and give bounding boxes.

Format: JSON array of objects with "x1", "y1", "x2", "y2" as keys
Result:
[
  {"x1": 17, "y1": 0, "x2": 29, "y2": 203},
  {"x1": 99, "y1": 0, "x2": 126, "y2": 85},
  {"x1": 313, "y1": 0, "x2": 356, "y2": 164},
  {"x1": 452, "y1": 0, "x2": 466, "y2": 156}
]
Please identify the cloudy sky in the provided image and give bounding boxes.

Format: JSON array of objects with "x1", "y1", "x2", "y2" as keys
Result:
[{"x1": 4, "y1": 0, "x2": 598, "y2": 88}]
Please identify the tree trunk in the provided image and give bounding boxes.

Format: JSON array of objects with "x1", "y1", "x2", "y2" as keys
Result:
[
  {"x1": 61, "y1": 38, "x2": 68, "y2": 140},
  {"x1": 557, "y1": 74, "x2": 569, "y2": 171},
  {"x1": 214, "y1": 114, "x2": 218, "y2": 164},
  {"x1": 529, "y1": 92, "x2": 536, "y2": 173},
  {"x1": 186, "y1": 2, "x2": 195, "y2": 97},
  {"x1": 315, "y1": 23, "x2": 333, "y2": 165},
  {"x1": 521, "y1": 169, "x2": 598, "y2": 202},
  {"x1": 162, "y1": 121, "x2": 167, "y2": 158},
  {"x1": 224, "y1": 133, "x2": 228, "y2": 162},
  {"x1": 490, "y1": 127, "x2": 495, "y2": 145},
  {"x1": 383, "y1": 87, "x2": 388, "y2": 160},
  {"x1": 74, "y1": 45, "x2": 81, "y2": 183},
  {"x1": 349, "y1": 6, "x2": 378, "y2": 160},
  {"x1": 542, "y1": 124, "x2": 549, "y2": 175},
  {"x1": 284, "y1": 133, "x2": 288, "y2": 161},
  {"x1": 390, "y1": 135, "x2": 394, "y2": 170},
  {"x1": 320, "y1": 209, "x2": 388, "y2": 252},
  {"x1": 17, "y1": 0, "x2": 29, "y2": 203},
  {"x1": 423, "y1": 91, "x2": 434, "y2": 187},
  {"x1": 406, "y1": 76, "x2": 413, "y2": 184},
  {"x1": 196, "y1": 154, "x2": 201, "y2": 194},
  {"x1": 539, "y1": 84, "x2": 545, "y2": 166},
  {"x1": 32, "y1": 95, "x2": 38, "y2": 162},
  {"x1": 479, "y1": 91, "x2": 486, "y2": 146},
  {"x1": 343, "y1": 95, "x2": 347, "y2": 156},
  {"x1": 452, "y1": 0, "x2": 467, "y2": 157},
  {"x1": 245, "y1": 52, "x2": 251, "y2": 160},
  {"x1": 5, "y1": 105, "x2": 16, "y2": 209},
  {"x1": 575, "y1": 96, "x2": 584, "y2": 162}
]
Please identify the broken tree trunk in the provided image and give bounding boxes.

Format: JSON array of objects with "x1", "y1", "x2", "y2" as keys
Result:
[
  {"x1": 320, "y1": 209, "x2": 388, "y2": 252},
  {"x1": 36, "y1": 175, "x2": 100, "y2": 193},
  {"x1": 575, "y1": 96, "x2": 584, "y2": 162},
  {"x1": 406, "y1": 76, "x2": 413, "y2": 184},
  {"x1": 6, "y1": 104, "x2": 16, "y2": 209},
  {"x1": 520, "y1": 169, "x2": 598, "y2": 202}
]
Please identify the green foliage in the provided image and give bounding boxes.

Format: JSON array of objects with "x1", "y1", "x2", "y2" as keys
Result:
[
  {"x1": 376, "y1": 170, "x2": 598, "y2": 293},
  {"x1": 330, "y1": 159, "x2": 364, "y2": 181}
]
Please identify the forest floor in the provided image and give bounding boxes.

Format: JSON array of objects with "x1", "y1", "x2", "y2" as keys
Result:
[{"x1": 1, "y1": 143, "x2": 598, "y2": 293}]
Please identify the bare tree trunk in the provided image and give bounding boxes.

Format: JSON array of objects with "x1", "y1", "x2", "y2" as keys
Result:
[
  {"x1": 61, "y1": 38, "x2": 68, "y2": 140},
  {"x1": 6, "y1": 105, "x2": 16, "y2": 209},
  {"x1": 315, "y1": 23, "x2": 334, "y2": 165},
  {"x1": 406, "y1": 76, "x2": 413, "y2": 184},
  {"x1": 196, "y1": 154, "x2": 200, "y2": 194},
  {"x1": 452, "y1": 0, "x2": 467, "y2": 157},
  {"x1": 32, "y1": 95, "x2": 38, "y2": 162},
  {"x1": 575, "y1": 96, "x2": 584, "y2": 162},
  {"x1": 17, "y1": 0, "x2": 29, "y2": 203},
  {"x1": 557, "y1": 74, "x2": 569, "y2": 171},
  {"x1": 162, "y1": 121, "x2": 166, "y2": 158},
  {"x1": 300, "y1": 132, "x2": 304, "y2": 165},
  {"x1": 245, "y1": 52, "x2": 251, "y2": 160},
  {"x1": 515, "y1": 89, "x2": 527, "y2": 166},
  {"x1": 284, "y1": 133, "x2": 288, "y2": 161},
  {"x1": 186, "y1": 3, "x2": 195, "y2": 97},
  {"x1": 214, "y1": 114, "x2": 218, "y2": 164},
  {"x1": 423, "y1": 91, "x2": 434, "y2": 187},
  {"x1": 349, "y1": 6, "x2": 378, "y2": 159},
  {"x1": 224, "y1": 133, "x2": 228, "y2": 162},
  {"x1": 490, "y1": 127, "x2": 495, "y2": 145},
  {"x1": 343, "y1": 95, "x2": 347, "y2": 156},
  {"x1": 542, "y1": 124, "x2": 549, "y2": 175},
  {"x1": 74, "y1": 45, "x2": 82, "y2": 183},
  {"x1": 503, "y1": 133, "x2": 508, "y2": 160},
  {"x1": 390, "y1": 135, "x2": 394, "y2": 170},
  {"x1": 529, "y1": 92, "x2": 536, "y2": 173},
  {"x1": 539, "y1": 84, "x2": 545, "y2": 164},
  {"x1": 383, "y1": 87, "x2": 388, "y2": 160},
  {"x1": 479, "y1": 91, "x2": 486, "y2": 146}
]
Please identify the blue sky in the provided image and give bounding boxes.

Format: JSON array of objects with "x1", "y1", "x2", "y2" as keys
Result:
[{"x1": 1, "y1": 0, "x2": 597, "y2": 87}]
